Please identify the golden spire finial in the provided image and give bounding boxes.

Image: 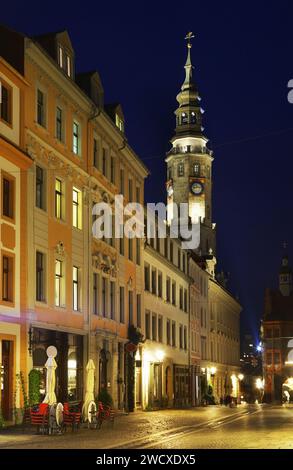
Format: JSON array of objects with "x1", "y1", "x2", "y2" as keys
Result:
[{"x1": 185, "y1": 31, "x2": 195, "y2": 49}]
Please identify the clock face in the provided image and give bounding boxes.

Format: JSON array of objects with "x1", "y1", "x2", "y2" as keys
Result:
[
  {"x1": 190, "y1": 181, "x2": 204, "y2": 195},
  {"x1": 167, "y1": 185, "x2": 174, "y2": 197}
]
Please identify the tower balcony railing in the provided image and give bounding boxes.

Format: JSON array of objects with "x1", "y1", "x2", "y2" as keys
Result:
[{"x1": 166, "y1": 146, "x2": 213, "y2": 157}]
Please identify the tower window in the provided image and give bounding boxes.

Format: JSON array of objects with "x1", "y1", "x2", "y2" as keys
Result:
[
  {"x1": 178, "y1": 163, "x2": 184, "y2": 177},
  {"x1": 193, "y1": 163, "x2": 200, "y2": 176},
  {"x1": 191, "y1": 111, "x2": 196, "y2": 123},
  {"x1": 181, "y1": 112, "x2": 188, "y2": 124}
]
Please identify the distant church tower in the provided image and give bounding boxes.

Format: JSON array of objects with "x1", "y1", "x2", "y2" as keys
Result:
[
  {"x1": 166, "y1": 33, "x2": 216, "y2": 267},
  {"x1": 279, "y1": 244, "x2": 292, "y2": 296}
]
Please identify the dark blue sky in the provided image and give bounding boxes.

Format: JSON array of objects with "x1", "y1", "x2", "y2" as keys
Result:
[{"x1": 2, "y1": 0, "x2": 293, "y2": 340}]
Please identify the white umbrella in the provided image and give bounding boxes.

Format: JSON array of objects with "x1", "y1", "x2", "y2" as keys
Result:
[
  {"x1": 43, "y1": 347, "x2": 57, "y2": 405},
  {"x1": 83, "y1": 359, "x2": 96, "y2": 420}
]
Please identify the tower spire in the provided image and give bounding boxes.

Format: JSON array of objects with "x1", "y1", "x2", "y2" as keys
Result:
[{"x1": 182, "y1": 32, "x2": 195, "y2": 90}]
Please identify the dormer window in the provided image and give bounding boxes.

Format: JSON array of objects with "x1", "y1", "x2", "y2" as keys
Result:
[
  {"x1": 115, "y1": 114, "x2": 124, "y2": 133},
  {"x1": 58, "y1": 44, "x2": 72, "y2": 78}
]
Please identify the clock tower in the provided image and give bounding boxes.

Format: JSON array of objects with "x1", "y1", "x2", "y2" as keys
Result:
[{"x1": 166, "y1": 33, "x2": 216, "y2": 266}]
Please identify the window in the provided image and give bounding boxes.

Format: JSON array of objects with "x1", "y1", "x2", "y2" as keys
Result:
[
  {"x1": 151, "y1": 268, "x2": 157, "y2": 295},
  {"x1": 152, "y1": 314, "x2": 157, "y2": 341},
  {"x1": 55, "y1": 178, "x2": 63, "y2": 219},
  {"x1": 184, "y1": 326, "x2": 187, "y2": 350},
  {"x1": 36, "y1": 166, "x2": 46, "y2": 210},
  {"x1": 136, "y1": 238, "x2": 141, "y2": 265},
  {"x1": 93, "y1": 273, "x2": 99, "y2": 315},
  {"x1": 128, "y1": 238, "x2": 133, "y2": 261},
  {"x1": 56, "y1": 107, "x2": 63, "y2": 141},
  {"x1": 137, "y1": 294, "x2": 141, "y2": 328},
  {"x1": 172, "y1": 281, "x2": 176, "y2": 306},
  {"x1": 110, "y1": 157, "x2": 115, "y2": 184},
  {"x1": 179, "y1": 287, "x2": 183, "y2": 310},
  {"x1": 158, "y1": 272, "x2": 162, "y2": 298},
  {"x1": 36, "y1": 251, "x2": 45, "y2": 302},
  {"x1": 170, "y1": 241, "x2": 173, "y2": 263},
  {"x1": 119, "y1": 236, "x2": 124, "y2": 256},
  {"x1": 2, "y1": 176, "x2": 14, "y2": 219},
  {"x1": 144, "y1": 264, "x2": 150, "y2": 291},
  {"x1": 73, "y1": 266, "x2": 79, "y2": 311},
  {"x1": 145, "y1": 311, "x2": 150, "y2": 339},
  {"x1": 128, "y1": 179, "x2": 133, "y2": 202},
  {"x1": 72, "y1": 187, "x2": 82, "y2": 229},
  {"x1": 93, "y1": 139, "x2": 99, "y2": 168},
  {"x1": 191, "y1": 111, "x2": 196, "y2": 124},
  {"x1": 73, "y1": 121, "x2": 80, "y2": 155},
  {"x1": 120, "y1": 168, "x2": 124, "y2": 194},
  {"x1": 129, "y1": 291, "x2": 133, "y2": 325},
  {"x1": 58, "y1": 45, "x2": 72, "y2": 78},
  {"x1": 2, "y1": 255, "x2": 13, "y2": 302},
  {"x1": 167, "y1": 320, "x2": 171, "y2": 345},
  {"x1": 136, "y1": 186, "x2": 141, "y2": 203},
  {"x1": 184, "y1": 289, "x2": 188, "y2": 312},
  {"x1": 119, "y1": 286, "x2": 125, "y2": 323},
  {"x1": 172, "y1": 321, "x2": 176, "y2": 347},
  {"x1": 166, "y1": 277, "x2": 171, "y2": 302},
  {"x1": 110, "y1": 281, "x2": 115, "y2": 320},
  {"x1": 178, "y1": 249, "x2": 181, "y2": 270},
  {"x1": 181, "y1": 112, "x2": 188, "y2": 124},
  {"x1": 55, "y1": 260, "x2": 64, "y2": 307},
  {"x1": 37, "y1": 89, "x2": 45, "y2": 127},
  {"x1": 193, "y1": 163, "x2": 200, "y2": 176},
  {"x1": 179, "y1": 325, "x2": 183, "y2": 349},
  {"x1": 182, "y1": 254, "x2": 186, "y2": 273},
  {"x1": 102, "y1": 148, "x2": 107, "y2": 176},
  {"x1": 178, "y1": 163, "x2": 184, "y2": 177},
  {"x1": 158, "y1": 316, "x2": 163, "y2": 342},
  {"x1": 102, "y1": 277, "x2": 107, "y2": 317},
  {"x1": 0, "y1": 82, "x2": 12, "y2": 124}
]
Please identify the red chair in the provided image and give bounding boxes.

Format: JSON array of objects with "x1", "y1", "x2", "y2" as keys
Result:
[
  {"x1": 30, "y1": 403, "x2": 49, "y2": 434},
  {"x1": 63, "y1": 402, "x2": 82, "y2": 432},
  {"x1": 96, "y1": 401, "x2": 115, "y2": 429}
]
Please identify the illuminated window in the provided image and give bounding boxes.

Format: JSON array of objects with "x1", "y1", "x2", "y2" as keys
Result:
[
  {"x1": 73, "y1": 121, "x2": 80, "y2": 155},
  {"x1": 37, "y1": 89, "x2": 46, "y2": 127},
  {"x1": 72, "y1": 187, "x2": 82, "y2": 229},
  {"x1": 193, "y1": 163, "x2": 200, "y2": 176},
  {"x1": 0, "y1": 82, "x2": 12, "y2": 124},
  {"x1": 191, "y1": 111, "x2": 196, "y2": 123},
  {"x1": 55, "y1": 178, "x2": 63, "y2": 219},
  {"x1": 55, "y1": 260, "x2": 64, "y2": 307},
  {"x1": 2, "y1": 255, "x2": 13, "y2": 302},
  {"x1": 73, "y1": 266, "x2": 79, "y2": 311},
  {"x1": 58, "y1": 45, "x2": 63, "y2": 68},
  {"x1": 181, "y1": 112, "x2": 188, "y2": 124}
]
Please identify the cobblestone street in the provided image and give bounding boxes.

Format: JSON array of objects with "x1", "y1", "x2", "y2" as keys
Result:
[{"x1": 1, "y1": 404, "x2": 293, "y2": 449}]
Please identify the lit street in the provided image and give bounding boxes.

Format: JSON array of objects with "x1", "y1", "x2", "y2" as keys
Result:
[{"x1": 1, "y1": 405, "x2": 293, "y2": 449}]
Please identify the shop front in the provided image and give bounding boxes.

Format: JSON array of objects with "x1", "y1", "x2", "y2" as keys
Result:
[{"x1": 31, "y1": 327, "x2": 84, "y2": 402}]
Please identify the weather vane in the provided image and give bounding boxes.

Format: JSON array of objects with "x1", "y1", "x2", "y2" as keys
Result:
[{"x1": 185, "y1": 31, "x2": 195, "y2": 48}]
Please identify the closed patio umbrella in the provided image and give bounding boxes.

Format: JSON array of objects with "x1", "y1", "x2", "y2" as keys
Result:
[
  {"x1": 43, "y1": 347, "x2": 57, "y2": 405},
  {"x1": 83, "y1": 359, "x2": 96, "y2": 420}
]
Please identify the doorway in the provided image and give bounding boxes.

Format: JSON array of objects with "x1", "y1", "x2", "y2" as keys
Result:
[{"x1": 1, "y1": 340, "x2": 13, "y2": 420}]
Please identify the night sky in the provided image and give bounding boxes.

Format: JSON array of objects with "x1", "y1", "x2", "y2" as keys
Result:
[{"x1": 2, "y1": 1, "x2": 293, "y2": 341}]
